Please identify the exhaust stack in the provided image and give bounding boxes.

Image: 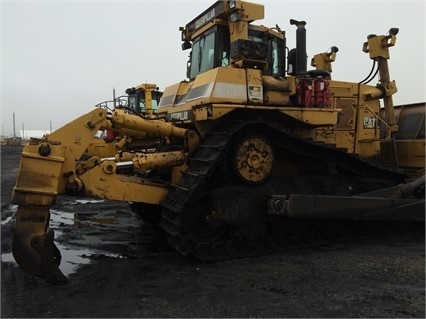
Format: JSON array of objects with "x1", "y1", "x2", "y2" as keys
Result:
[{"x1": 289, "y1": 19, "x2": 307, "y2": 75}]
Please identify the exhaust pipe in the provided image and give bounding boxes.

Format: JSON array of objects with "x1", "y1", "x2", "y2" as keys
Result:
[{"x1": 289, "y1": 19, "x2": 307, "y2": 75}]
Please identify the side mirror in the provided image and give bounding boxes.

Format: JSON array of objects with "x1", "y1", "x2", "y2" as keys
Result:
[{"x1": 182, "y1": 41, "x2": 191, "y2": 51}]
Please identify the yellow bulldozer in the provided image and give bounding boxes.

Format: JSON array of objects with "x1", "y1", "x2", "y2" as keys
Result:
[{"x1": 11, "y1": 0, "x2": 425, "y2": 283}]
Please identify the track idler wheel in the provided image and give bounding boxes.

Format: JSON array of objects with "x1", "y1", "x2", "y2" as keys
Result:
[
  {"x1": 182, "y1": 193, "x2": 226, "y2": 243},
  {"x1": 232, "y1": 135, "x2": 274, "y2": 184},
  {"x1": 12, "y1": 206, "x2": 67, "y2": 284}
]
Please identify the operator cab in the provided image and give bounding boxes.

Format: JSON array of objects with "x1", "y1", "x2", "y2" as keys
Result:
[
  {"x1": 125, "y1": 84, "x2": 163, "y2": 115},
  {"x1": 181, "y1": 0, "x2": 286, "y2": 80},
  {"x1": 186, "y1": 25, "x2": 286, "y2": 80}
]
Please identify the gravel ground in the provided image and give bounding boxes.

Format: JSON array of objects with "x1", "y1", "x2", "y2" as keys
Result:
[{"x1": 1, "y1": 145, "x2": 425, "y2": 318}]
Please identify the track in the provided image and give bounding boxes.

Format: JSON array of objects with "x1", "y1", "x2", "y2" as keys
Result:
[{"x1": 159, "y1": 119, "x2": 409, "y2": 261}]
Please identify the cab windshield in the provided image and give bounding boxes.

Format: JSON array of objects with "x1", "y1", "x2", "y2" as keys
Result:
[{"x1": 189, "y1": 26, "x2": 229, "y2": 79}]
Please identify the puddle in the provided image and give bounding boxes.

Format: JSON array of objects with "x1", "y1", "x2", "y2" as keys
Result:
[
  {"x1": 71, "y1": 199, "x2": 105, "y2": 205},
  {"x1": 1, "y1": 253, "x2": 14, "y2": 263},
  {"x1": 1, "y1": 205, "x2": 17, "y2": 225},
  {"x1": 1, "y1": 246, "x2": 91, "y2": 276},
  {"x1": 1, "y1": 215, "x2": 13, "y2": 226},
  {"x1": 50, "y1": 209, "x2": 118, "y2": 227},
  {"x1": 56, "y1": 241, "x2": 92, "y2": 275},
  {"x1": 1, "y1": 240, "x2": 131, "y2": 277},
  {"x1": 1, "y1": 205, "x2": 128, "y2": 277},
  {"x1": 75, "y1": 215, "x2": 118, "y2": 225},
  {"x1": 50, "y1": 210, "x2": 75, "y2": 226}
]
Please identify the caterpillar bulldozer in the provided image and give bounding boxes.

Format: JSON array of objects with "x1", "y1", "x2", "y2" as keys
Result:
[{"x1": 11, "y1": 0, "x2": 425, "y2": 283}]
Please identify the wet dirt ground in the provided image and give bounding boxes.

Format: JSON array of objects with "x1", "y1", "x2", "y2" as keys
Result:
[{"x1": 1, "y1": 145, "x2": 425, "y2": 318}]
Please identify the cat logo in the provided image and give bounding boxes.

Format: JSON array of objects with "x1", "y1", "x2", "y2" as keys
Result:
[{"x1": 363, "y1": 116, "x2": 376, "y2": 129}]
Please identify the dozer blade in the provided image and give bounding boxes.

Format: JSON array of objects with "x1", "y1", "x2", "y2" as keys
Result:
[{"x1": 12, "y1": 206, "x2": 67, "y2": 284}]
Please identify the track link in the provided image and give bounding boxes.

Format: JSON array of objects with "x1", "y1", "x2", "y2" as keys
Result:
[
  {"x1": 160, "y1": 120, "x2": 245, "y2": 258},
  {"x1": 160, "y1": 120, "x2": 407, "y2": 261}
]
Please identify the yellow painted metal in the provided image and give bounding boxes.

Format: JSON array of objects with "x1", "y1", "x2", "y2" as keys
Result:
[
  {"x1": 228, "y1": 0, "x2": 264, "y2": 44},
  {"x1": 362, "y1": 33, "x2": 396, "y2": 60},
  {"x1": 112, "y1": 108, "x2": 187, "y2": 138},
  {"x1": 180, "y1": 0, "x2": 264, "y2": 43},
  {"x1": 10, "y1": 108, "x2": 110, "y2": 282},
  {"x1": 232, "y1": 0, "x2": 264, "y2": 23},
  {"x1": 132, "y1": 151, "x2": 187, "y2": 174},
  {"x1": 194, "y1": 106, "x2": 211, "y2": 121},
  {"x1": 13, "y1": 206, "x2": 67, "y2": 283},
  {"x1": 115, "y1": 151, "x2": 135, "y2": 162},
  {"x1": 12, "y1": 108, "x2": 109, "y2": 199},
  {"x1": 233, "y1": 136, "x2": 274, "y2": 183},
  {"x1": 280, "y1": 107, "x2": 339, "y2": 126},
  {"x1": 263, "y1": 76, "x2": 290, "y2": 105},
  {"x1": 381, "y1": 140, "x2": 425, "y2": 173},
  {"x1": 86, "y1": 139, "x2": 119, "y2": 158},
  {"x1": 245, "y1": 69, "x2": 264, "y2": 104},
  {"x1": 78, "y1": 162, "x2": 168, "y2": 204},
  {"x1": 159, "y1": 67, "x2": 254, "y2": 111},
  {"x1": 379, "y1": 102, "x2": 425, "y2": 174},
  {"x1": 159, "y1": 2, "x2": 408, "y2": 165},
  {"x1": 363, "y1": 32, "x2": 399, "y2": 137},
  {"x1": 10, "y1": 0, "x2": 426, "y2": 284},
  {"x1": 11, "y1": 145, "x2": 65, "y2": 206},
  {"x1": 157, "y1": 82, "x2": 182, "y2": 108},
  {"x1": 311, "y1": 49, "x2": 337, "y2": 73},
  {"x1": 133, "y1": 83, "x2": 159, "y2": 115},
  {"x1": 48, "y1": 108, "x2": 109, "y2": 175},
  {"x1": 10, "y1": 105, "x2": 176, "y2": 282}
]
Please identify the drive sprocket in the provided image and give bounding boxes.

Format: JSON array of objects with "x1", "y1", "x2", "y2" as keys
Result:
[{"x1": 231, "y1": 135, "x2": 274, "y2": 184}]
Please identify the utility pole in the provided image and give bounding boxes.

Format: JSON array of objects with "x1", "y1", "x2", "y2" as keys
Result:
[
  {"x1": 113, "y1": 88, "x2": 116, "y2": 108},
  {"x1": 13, "y1": 113, "x2": 16, "y2": 138}
]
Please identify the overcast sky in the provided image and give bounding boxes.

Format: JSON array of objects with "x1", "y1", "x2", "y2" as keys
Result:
[{"x1": 2, "y1": 0, "x2": 425, "y2": 136}]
